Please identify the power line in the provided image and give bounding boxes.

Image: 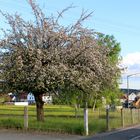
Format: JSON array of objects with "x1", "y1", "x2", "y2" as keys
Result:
[
  {"x1": 94, "y1": 17, "x2": 140, "y2": 31},
  {"x1": 0, "y1": 0, "x2": 140, "y2": 36},
  {"x1": 93, "y1": 21, "x2": 140, "y2": 36}
]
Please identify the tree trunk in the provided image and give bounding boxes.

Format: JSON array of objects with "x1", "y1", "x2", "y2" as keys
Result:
[
  {"x1": 93, "y1": 98, "x2": 97, "y2": 111},
  {"x1": 93, "y1": 94, "x2": 98, "y2": 112},
  {"x1": 34, "y1": 93, "x2": 44, "y2": 122},
  {"x1": 74, "y1": 104, "x2": 78, "y2": 118}
]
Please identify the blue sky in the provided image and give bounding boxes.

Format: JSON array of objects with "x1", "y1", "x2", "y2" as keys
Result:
[{"x1": 0, "y1": 0, "x2": 140, "y2": 89}]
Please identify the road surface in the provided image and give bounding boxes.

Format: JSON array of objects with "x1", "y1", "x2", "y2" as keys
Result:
[{"x1": 83, "y1": 125, "x2": 140, "y2": 140}]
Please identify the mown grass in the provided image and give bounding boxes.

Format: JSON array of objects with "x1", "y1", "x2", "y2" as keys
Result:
[
  {"x1": 0, "y1": 105, "x2": 139, "y2": 135},
  {"x1": 0, "y1": 117, "x2": 23, "y2": 129}
]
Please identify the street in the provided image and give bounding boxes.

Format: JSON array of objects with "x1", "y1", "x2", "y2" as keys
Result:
[{"x1": 83, "y1": 125, "x2": 140, "y2": 140}]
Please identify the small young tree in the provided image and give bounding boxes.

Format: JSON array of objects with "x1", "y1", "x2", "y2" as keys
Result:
[
  {"x1": 55, "y1": 86, "x2": 83, "y2": 118},
  {"x1": 96, "y1": 33, "x2": 122, "y2": 108}
]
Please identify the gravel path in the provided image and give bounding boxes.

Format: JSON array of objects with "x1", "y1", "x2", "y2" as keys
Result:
[{"x1": 0, "y1": 129, "x2": 85, "y2": 140}]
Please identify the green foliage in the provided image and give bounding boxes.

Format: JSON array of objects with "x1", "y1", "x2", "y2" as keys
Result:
[
  {"x1": 102, "y1": 88, "x2": 121, "y2": 106},
  {"x1": 53, "y1": 86, "x2": 83, "y2": 106},
  {"x1": 97, "y1": 33, "x2": 121, "y2": 89},
  {"x1": 94, "y1": 33, "x2": 122, "y2": 107},
  {"x1": 97, "y1": 33, "x2": 121, "y2": 64}
]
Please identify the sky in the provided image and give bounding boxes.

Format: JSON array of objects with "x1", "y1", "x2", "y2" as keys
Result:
[{"x1": 0, "y1": 0, "x2": 140, "y2": 89}]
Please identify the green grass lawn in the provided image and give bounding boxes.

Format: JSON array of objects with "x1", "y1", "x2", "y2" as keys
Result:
[{"x1": 0, "y1": 105, "x2": 139, "y2": 135}]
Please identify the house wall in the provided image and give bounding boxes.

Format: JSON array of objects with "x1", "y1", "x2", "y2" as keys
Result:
[
  {"x1": 128, "y1": 93, "x2": 136, "y2": 101},
  {"x1": 27, "y1": 92, "x2": 35, "y2": 104},
  {"x1": 42, "y1": 96, "x2": 52, "y2": 104}
]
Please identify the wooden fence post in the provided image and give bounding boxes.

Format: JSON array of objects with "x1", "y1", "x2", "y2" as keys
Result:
[
  {"x1": 24, "y1": 106, "x2": 28, "y2": 130},
  {"x1": 137, "y1": 109, "x2": 139, "y2": 123},
  {"x1": 121, "y1": 108, "x2": 124, "y2": 128},
  {"x1": 106, "y1": 105, "x2": 109, "y2": 131},
  {"x1": 138, "y1": 109, "x2": 140, "y2": 122},
  {"x1": 131, "y1": 109, "x2": 134, "y2": 124}
]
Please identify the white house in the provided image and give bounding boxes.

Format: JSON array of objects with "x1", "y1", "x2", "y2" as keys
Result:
[
  {"x1": 128, "y1": 92, "x2": 136, "y2": 102},
  {"x1": 27, "y1": 92, "x2": 35, "y2": 104},
  {"x1": 27, "y1": 93, "x2": 52, "y2": 104},
  {"x1": 42, "y1": 95, "x2": 52, "y2": 104}
]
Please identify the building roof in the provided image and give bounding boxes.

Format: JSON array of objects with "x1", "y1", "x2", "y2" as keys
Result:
[{"x1": 121, "y1": 88, "x2": 140, "y2": 95}]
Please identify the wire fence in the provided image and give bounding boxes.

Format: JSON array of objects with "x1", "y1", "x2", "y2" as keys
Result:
[{"x1": 0, "y1": 105, "x2": 140, "y2": 135}]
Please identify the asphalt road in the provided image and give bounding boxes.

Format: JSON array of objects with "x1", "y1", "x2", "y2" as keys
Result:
[{"x1": 83, "y1": 125, "x2": 140, "y2": 140}]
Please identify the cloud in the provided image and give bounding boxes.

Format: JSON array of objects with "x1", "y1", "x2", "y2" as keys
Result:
[
  {"x1": 122, "y1": 52, "x2": 140, "y2": 66},
  {"x1": 121, "y1": 52, "x2": 140, "y2": 74},
  {"x1": 120, "y1": 52, "x2": 140, "y2": 89}
]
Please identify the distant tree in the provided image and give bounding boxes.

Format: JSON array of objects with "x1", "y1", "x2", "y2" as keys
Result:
[
  {"x1": 94, "y1": 33, "x2": 122, "y2": 108},
  {"x1": 96, "y1": 33, "x2": 121, "y2": 64}
]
